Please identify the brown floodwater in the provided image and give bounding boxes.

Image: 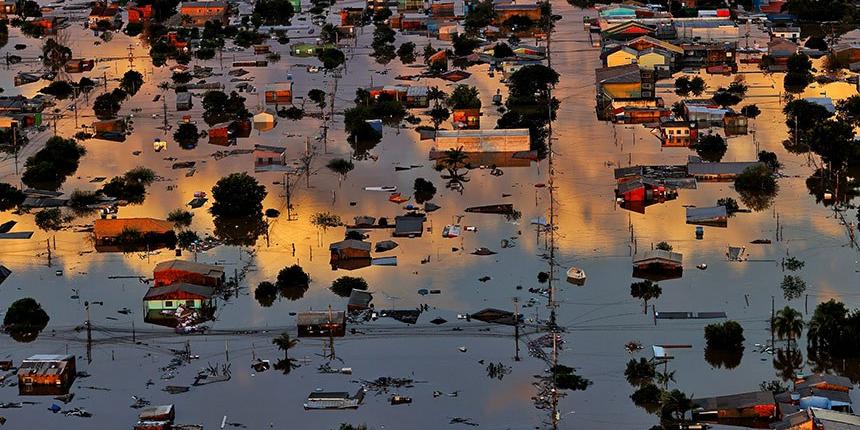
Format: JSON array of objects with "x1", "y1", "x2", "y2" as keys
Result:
[{"x1": 1, "y1": 1, "x2": 860, "y2": 428}]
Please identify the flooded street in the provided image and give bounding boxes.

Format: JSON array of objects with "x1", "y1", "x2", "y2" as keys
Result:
[{"x1": 1, "y1": 0, "x2": 860, "y2": 428}]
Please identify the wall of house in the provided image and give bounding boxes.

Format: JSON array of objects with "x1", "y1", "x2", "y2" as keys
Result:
[
  {"x1": 637, "y1": 53, "x2": 667, "y2": 70},
  {"x1": 146, "y1": 298, "x2": 204, "y2": 311},
  {"x1": 607, "y1": 51, "x2": 637, "y2": 67},
  {"x1": 603, "y1": 82, "x2": 642, "y2": 99}
]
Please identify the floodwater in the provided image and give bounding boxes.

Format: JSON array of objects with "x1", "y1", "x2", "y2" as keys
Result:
[{"x1": 1, "y1": 1, "x2": 859, "y2": 429}]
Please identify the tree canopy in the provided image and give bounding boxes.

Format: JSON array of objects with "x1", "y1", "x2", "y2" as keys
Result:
[{"x1": 210, "y1": 173, "x2": 267, "y2": 218}]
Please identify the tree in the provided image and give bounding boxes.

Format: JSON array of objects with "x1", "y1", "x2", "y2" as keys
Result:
[
  {"x1": 210, "y1": 173, "x2": 267, "y2": 218},
  {"x1": 726, "y1": 81, "x2": 748, "y2": 96},
  {"x1": 692, "y1": 134, "x2": 727, "y2": 162},
  {"x1": 492, "y1": 42, "x2": 514, "y2": 58},
  {"x1": 326, "y1": 158, "x2": 354, "y2": 185},
  {"x1": 689, "y1": 76, "x2": 706, "y2": 96},
  {"x1": 34, "y1": 208, "x2": 65, "y2": 231},
  {"x1": 311, "y1": 211, "x2": 341, "y2": 233},
  {"x1": 317, "y1": 48, "x2": 345, "y2": 70},
  {"x1": 308, "y1": 89, "x2": 326, "y2": 110},
  {"x1": 674, "y1": 76, "x2": 691, "y2": 96},
  {"x1": 21, "y1": 136, "x2": 86, "y2": 191},
  {"x1": 808, "y1": 119, "x2": 858, "y2": 173},
  {"x1": 772, "y1": 306, "x2": 804, "y2": 345},
  {"x1": 452, "y1": 33, "x2": 480, "y2": 56},
  {"x1": 752, "y1": 152, "x2": 778, "y2": 175},
  {"x1": 741, "y1": 104, "x2": 761, "y2": 119},
  {"x1": 734, "y1": 164, "x2": 778, "y2": 211},
  {"x1": 630, "y1": 280, "x2": 661, "y2": 312},
  {"x1": 3, "y1": 298, "x2": 50, "y2": 342},
  {"x1": 397, "y1": 42, "x2": 416, "y2": 64},
  {"x1": 172, "y1": 72, "x2": 193, "y2": 84},
  {"x1": 272, "y1": 331, "x2": 299, "y2": 375},
  {"x1": 805, "y1": 36, "x2": 828, "y2": 51},
  {"x1": 463, "y1": 0, "x2": 495, "y2": 30},
  {"x1": 429, "y1": 105, "x2": 450, "y2": 131},
  {"x1": 631, "y1": 384, "x2": 662, "y2": 414},
  {"x1": 0, "y1": 182, "x2": 25, "y2": 211},
  {"x1": 837, "y1": 95, "x2": 860, "y2": 126},
  {"x1": 120, "y1": 70, "x2": 144, "y2": 96},
  {"x1": 255, "y1": 281, "x2": 278, "y2": 307},
  {"x1": 41, "y1": 39, "x2": 71, "y2": 72},
  {"x1": 413, "y1": 178, "x2": 436, "y2": 204},
  {"x1": 447, "y1": 85, "x2": 481, "y2": 109},
  {"x1": 93, "y1": 91, "x2": 123, "y2": 120},
  {"x1": 330, "y1": 276, "x2": 368, "y2": 297},
  {"x1": 661, "y1": 389, "x2": 693, "y2": 422},
  {"x1": 276, "y1": 265, "x2": 310, "y2": 300},
  {"x1": 177, "y1": 230, "x2": 200, "y2": 250},
  {"x1": 655, "y1": 241, "x2": 672, "y2": 251},
  {"x1": 319, "y1": 24, "x2": 341, "y2": 44},
  {"x1": 624, "y1": 358, "x2": 656, "y2": 387},
  {"x1": 39, "y1": 81, "x2": 75, "y2": 100},
  {"x1": 712, "y1": 88, "x2": 742, "y2": 108},
  {"x1": 807, "y1": 299, "x2": 851, "y2": 356},
  {"x1": 713, "y1": 197, "x2": 739, "y2": 216},
  {"x1": 423, "y1": 43, "x2": 438, "y2": 63},
  {"x1": 173, "y1": 122, "x2": 199, "y2": 148},
  {"x1": 167, "y1": 209, "x2": 193, "y2": 227},
  {"x1": 785, "y1": 53, "x2": 814, "y2": 92},
  {"x1": 372, "y1": 43, "x2": 396, "y2": 64},
  {"x1": 704, "y1": 320, "x2": 745, "y2": 350},
  {"x1": 781, "y1": 275, "x2": 807, "y2": 301},
  {"x1": 551, "y1": 365, "x2": 591, "y2": 391},
  {"x1": 253, "y1": 0, "x2": 294, "y2": 24},
  {"x1": 785, "y1": 257, "x2": 805, "y2": 271}
]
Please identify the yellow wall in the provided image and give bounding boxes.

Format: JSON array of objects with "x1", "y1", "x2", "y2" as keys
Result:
[
  {"x1": 607, "y1": 50, "x2": 637, "y2": 68},
  {"x1": 603, "y1": 82, "x2": 641, "y2": 99},
  {"x1": 637, "y1": 52, "x2": 668, "y2": 70}
]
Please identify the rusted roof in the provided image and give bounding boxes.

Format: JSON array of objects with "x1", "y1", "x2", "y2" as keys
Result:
[
  {"x1": 93, "y1": 218, "x2": 173, "y2": 239},
  {"x1": 154, "y1": 259, "x2": 224, "y2": 278}
]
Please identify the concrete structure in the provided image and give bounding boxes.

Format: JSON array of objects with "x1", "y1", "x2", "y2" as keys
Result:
[{"x1": 431, "y1": 129, "x2": 530, "y2": 153}]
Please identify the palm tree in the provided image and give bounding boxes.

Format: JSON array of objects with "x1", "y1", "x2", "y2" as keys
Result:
[
  {"x1": 440, "y1": 146, "x2": 469, "y2": 174},
  {"x1": 661, "y1": 389, "x2": 694, "y2": 422},
  {"x1": 772, "y1": 306, "x2": 804, "y2": 346},
  {"x1": 272, "y1": 332, "x2": 299, "y2": 361}
]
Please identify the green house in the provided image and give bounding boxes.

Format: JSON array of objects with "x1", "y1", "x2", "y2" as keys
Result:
[{"x1": 143, "y1": 283, "x2": 214, "y2": 313}]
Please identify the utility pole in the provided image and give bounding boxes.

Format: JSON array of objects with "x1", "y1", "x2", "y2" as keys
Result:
[
  {"x1": 162, "y1": 98, "x2": 169, "y2": 132},
  {"x1": 513, "y1": 297, "x2": 520, "y2": 362},
  {"x1": 85, "y1": 301, "x2": 92, "y2": 364},
  {"x1": 46, "y1": 239, "x2": 52, "y2": 267},
  {"x1": 771, "y1": 295, "x2": 775, "y2": 349}
]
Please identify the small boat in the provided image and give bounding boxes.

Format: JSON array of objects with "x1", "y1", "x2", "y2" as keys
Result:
[
  {"x1": 472, "y1": 247, "x2": 496, "y2": 256},
  {"x1": 442, "y1": 224, "x2": 461, "y2": 238},
  {"x1": 364, "y1": 186, "x2": 397, "y2": 192},
  {"x1": 566, "y1": 267, "x2": 586, "y2": 285},
  {"x1": 696, "y1": 263, "x2": 708, "y2": 270}
]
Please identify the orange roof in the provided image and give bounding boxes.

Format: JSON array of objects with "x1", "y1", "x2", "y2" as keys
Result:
[{"x1": 94, "y1": 218, "x2": 173, "y2": 239}]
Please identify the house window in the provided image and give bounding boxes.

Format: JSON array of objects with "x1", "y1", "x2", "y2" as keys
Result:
[
  {"x1": 186, "y1": 300, "x2": 195, "y2": 307},
  {"x1": 165, "y1": 301, "x2": 174, "y2": 307}
]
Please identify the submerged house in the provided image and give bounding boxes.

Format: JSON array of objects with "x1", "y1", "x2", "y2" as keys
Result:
[
  {"x1": 304, "y1": 389, "x2": 365, "y2": 409},
  {"x1": 297, "y1": 311, "x2": 346, "y2": 337},
  {"x1": 686, "y1": 205, "x2": 728, "y2": 227},
  {"x1": 773, "y1": 408, "x2": 860, "y2": 430},
  {"x1": 692, "y1": 390, "x2": 777, "y2": 423},
  {"x1": 93, "y1": 218, "x2": 176, "y2": 252},
  {"x1": 633, "y1": 249, "x2": 683, "y2": 280},
  {"x1": 17, "y1": 354, "x2": 76, "y2": 395},
  {"x1": 329, "y1": 239, "x2": 371, "y2": 270},
  {"x1": 660, "y1": 120, "x2": 697, "y2": 147},
  {"x1": 253, "y1": 144, "x2": 289, "y2": 172},
  {"x1": 429, "y1": 129, "x2": 531, "y2": 159},
  {"x1": 616, "y1": 177, "x2": 677, "y2": 213},
  {"x1": 143, "y1": 283, "x2": 215, "y2": 325},
  {"x1": 179, "y1": 0, "x2": 229, "y2": 26},
  {"x1": 153, "y1": 259, "x2": 225, "y2": 287},
  {"x1": 393, "y1": 215, "x2": 425, "y2": 237},
  {"x1": 687, "y1": 160, "x2": 762, "y2": 181}
]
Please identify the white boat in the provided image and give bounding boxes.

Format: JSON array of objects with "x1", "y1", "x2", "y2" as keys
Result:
[
  {"x1": 566, "y1": 267, "x2": 586, "y2": 285},
  {"x1": 442, "y1": 224, "x2": 461, "y2": 238},
  {"x1": 364, "y1": 186, "x2": 397, "y2": 192}
]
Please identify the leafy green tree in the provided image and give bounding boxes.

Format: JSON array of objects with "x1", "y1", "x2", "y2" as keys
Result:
[
  {"x1": 21, "y1": 136, "x2": 86, "y2": 190},
  {"x1": 704, "y1": 321, "x2": 745, "y2": 350},
  {"x1": 624, "y1": 358, "x2": 656, "y2": 387},
  {"x1": 734, "y1": 164, "x2": 778, "y2": 211},
  {"x1": 413, "y1": 178, "x2": 436, "y2": 204},
  {"x1": 451, "y1": 33, "x2": 480, "y2": 56},
  {"x1": 3, "y1": 298, "x2": 50, "y2": 342},
  {"x1": 173, "y1": 122, "x2": 199, "y2": 148},
  {"x1": 317, "y1": 48, "x2": 345, "y2": 70},
  {"x1": 717, "y1": 197, "x2": 740, "y2": 215},
  {"x1": 167, "y1": 209, "x2": 193, "y2": 227},
  {"x1": 330, "y1": 276, "x2": 368, "y2": 297},
  {"x1": 655, "y1": 241, "x2": 672, "y2": 251},
  {"x1": 34, "y1": 208, "x2": 65, "y2": 231},
  {"x1": 689, "y1": 76, "x2": 706, "y2": 95},
  {"x1": 630, "y1": 280, "x2": 661, "y2": 312},
  {"x1": 781, "y1": 275, "x2": 807, "y2": 301},
  {"x1": 276, "y1": 265, "x2": 310, "y2": 300},
  {"x1": 712, "y1": 88, "x2": 742, "y2": 108},
  {"x1": 0, "y1": 182, "x2": 25, "y2": 211},
  {"x1": 758, "y1": 150, "x2": 780, "y2": 172},
  {"x1": 39, "y1": 81, "x2": 75, "y2": 99},
  {"x1": 210, "y1": 173, "x2": 267, "y2": 217},
  {"x1": 326, "y1": 158, "x2": 354, "y2": 185},
  {"x1": 660, "y1": 389, "x2": 693, "y2": 422},
  {"x1": 255, "y1": 281, "x2": 278, "y2": 307},
  {"x1": 741, "y1": 104, "x2": 761, "y2": 119},
  {"x1": 492, "y1": 43, "x2": 514, "y2": 58},
  {"x1": 308, "y1": 89, "x2": 326, "y2": 110},
  {"x1": 253, "y1": 0, "x2": 294, "y2": 24},
  {"x1": 397, "y1": 42, "x2": 416, "y2": 64},
  {"x1": 120, "y1": 70, "x2": 144, "y2": 96},
  {"x1": 693, "y1": 134, "x2": 727, "y2": 162},
  {"x1": 447, "y1": 85, "x2": 481, "y2": 109},
  {"x1": 785, "y1": 257, "x2": 805, "y2": 271},
  {"x1": 430, "y1": 105, "x2": 450, "y2": 131},
  {"x1": 772, "y1": 306, "x2": 804, "y2": 345}
]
